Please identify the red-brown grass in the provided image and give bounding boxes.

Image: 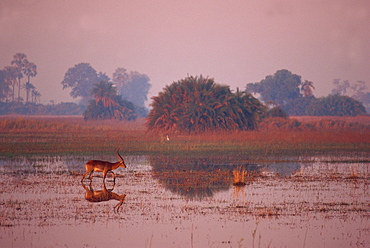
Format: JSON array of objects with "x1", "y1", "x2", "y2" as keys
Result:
[
  {"x1": 0, "y1": 115, "x2": 369, "y2": 156},
  {"x1": 292, "y1": 115, "x2": 370, "y2": 126}
]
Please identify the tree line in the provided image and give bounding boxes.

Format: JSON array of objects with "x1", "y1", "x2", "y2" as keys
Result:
[
  {"x1": 246, "y1": 69, "x2": 368, "y2": 116},
  {"x1": 0, "y1": 56, "x2": 151, "y2": 117},
  {"x1": 0, "y1": 53, "x2": 40, "y2": 104},
  {"x1": 1, "y1": 53, "x2": 367, "y2": 131}
]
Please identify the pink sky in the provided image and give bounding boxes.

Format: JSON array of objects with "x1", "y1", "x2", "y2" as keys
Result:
[{"x1": 1, "y1": 0, "x2": 369, "y2": 105}]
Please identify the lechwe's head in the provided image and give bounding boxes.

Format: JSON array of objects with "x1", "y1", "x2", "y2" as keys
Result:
[{"x1": 116, "y1": 149, "x2": 126, "y2": 168}]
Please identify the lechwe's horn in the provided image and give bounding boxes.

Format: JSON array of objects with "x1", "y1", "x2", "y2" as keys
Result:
[{"x1": 116, "y1": 148, "x2": 124, "y2": 161}]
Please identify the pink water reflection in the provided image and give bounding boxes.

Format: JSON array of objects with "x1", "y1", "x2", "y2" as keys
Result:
[{"x1": 0, "y1": 155, "x2": 369, "y2": 247}]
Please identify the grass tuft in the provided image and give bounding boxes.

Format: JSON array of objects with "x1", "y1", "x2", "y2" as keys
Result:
[{"x1": 232, "y1": 167, "x2": 247, "y2": 186}]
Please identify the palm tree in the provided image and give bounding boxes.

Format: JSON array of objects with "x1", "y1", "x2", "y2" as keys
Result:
[
  {"x1": 147, "y1": 86, "x2": 180, "y2": 133},
  {"x1": 22, "y1": 82, "x2": 35, "y2": 103},
  {"x1": 23, "y1": 61, "x2": 37, "y2": 101},
  {"x1": 91, "y1": 81, "x2": 119, "y2": 119},
  {"x1": 11, "y1": 53, "x2": 28, "y2": 103},
  {"x1": 84, "y1": 81, "x2": 136, "y2": 120},
  {"x1": 91, "y1": 81, "x2": 118, "y2": 108},
  {"x1": 301, "y1": 80, "x2": 315, "y2": 97}
]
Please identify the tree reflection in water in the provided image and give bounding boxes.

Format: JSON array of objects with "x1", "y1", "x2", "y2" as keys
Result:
[{"x1": 149, "y1": 155, "x2": 302, "y2": 200}]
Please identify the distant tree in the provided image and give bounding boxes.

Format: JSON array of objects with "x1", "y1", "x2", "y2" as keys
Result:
[
  {"x1": 350, "y1": 81, "x2": 367, "y2": 99},
  {"x1": 306, "y1": 94, "x2": 366, "y2": 116},
  {"x1": 23, "y1": 61, "x2": 37, "y2": 84},
  {"x1": 21, "y1": 61, "x2": 37, "y2": 103},
  {"x1": 348, "y1": 80, "x2": 369, "y2": 112},
  {"x1": 5, "y1": 54, "x2": 38, "y2": 104},
  {"x1": 61, "y1": 63, "x2": 100, "y2": 103},
  {"x1": 31, "y1": 90, "x2": 41, "y2": 104},
  {"x1": 246, "y1": 69, "x2": 302, "y2": 106},
  {"x1": 113, "y1": 68, "x2": 151, "y2": 108},
  {"x1": 97, "y1": 72, "x2": 110, "y2": 82},
  {"x1": 123, "y1": 71, "x2": 150, "y2": 107},
  {"x1": 331, "y1": 79, "x2": 350, "y2": 95},
  {"x1": 331, "y1": 79, "x2": 369, "y2": 113},
  {"x1": 112, "y1": 68, "x2": 128, "y2": 88},
  {"x1": 146, "y1": 75, "x2": 266, "y2": 134},
  {"x1": 84, "y1": 81, "x2": 136, "y2": 120}
]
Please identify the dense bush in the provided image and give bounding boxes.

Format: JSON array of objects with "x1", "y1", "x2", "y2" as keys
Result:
[
  {"x1": 83, "y1": 81, "x2": 137, "y2": 121},
  {"x1": 83, "y1": 98, "x2": 136, "y2": 121},
  {"x1": 259, "y1": 117, "x2": 369, "y2": 131},
  {"x1": 265, "y1": 106, "x2": 289, "y2": 119},
  {"x1": 0, "y1": 102, "x2": 84, "y2": 116},
  {"x1": 282, "y1": 95, "x2": 366, "y2": 116},
  {"x1": 282, "y1": 96, "x2": 315, "y2": 116},
  {"x1": 146, "y1": 75, "x2": 266, "y2": 134},
  {"x1": 306, "y1": 94, "x2": 366, "y2": 116}
]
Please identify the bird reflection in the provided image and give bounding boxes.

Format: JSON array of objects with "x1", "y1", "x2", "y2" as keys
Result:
[{"x1": 81, "y1": 181, "x2": 126, "y2": 213}]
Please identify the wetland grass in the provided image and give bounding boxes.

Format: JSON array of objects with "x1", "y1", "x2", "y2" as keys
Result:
[{"x1": 0, "y1": 115, "x2": 369, "y2": 158}]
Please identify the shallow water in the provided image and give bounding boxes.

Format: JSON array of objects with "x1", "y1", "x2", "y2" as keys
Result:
[{"x1": 0, "y1": 154, "x2": 369, "y2": 247}]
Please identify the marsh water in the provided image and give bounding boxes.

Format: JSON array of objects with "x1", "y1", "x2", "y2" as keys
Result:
[{"x1": 0, "y1": 154, "x2": 369, "y2": 247}]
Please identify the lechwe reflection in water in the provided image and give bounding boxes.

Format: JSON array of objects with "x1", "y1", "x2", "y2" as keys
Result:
[{"x1": 81, "y1": 181, "x2": 126, "y2": 213}]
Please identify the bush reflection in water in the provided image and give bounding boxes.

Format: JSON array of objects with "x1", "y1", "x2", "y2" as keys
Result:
[{"x1": 149, "y1": 155, "x2": 302, "y2": 199}]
